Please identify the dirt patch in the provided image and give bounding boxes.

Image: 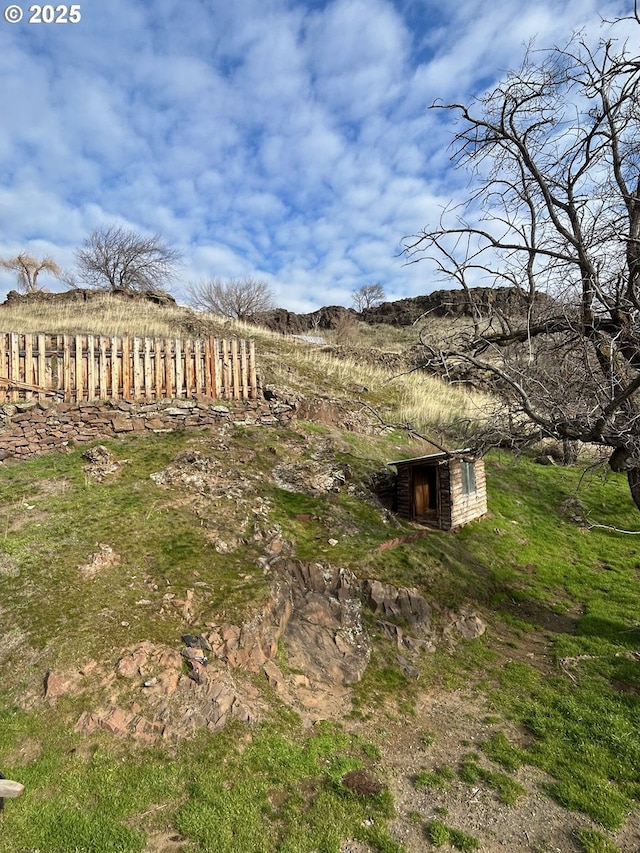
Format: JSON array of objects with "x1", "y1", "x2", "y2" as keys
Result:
[
  {"x1": 143, "y1": 832, "x2": 190, "y2": 853},
  {"x1": 345, "y1": 690, "x2": 638, "y2": 853},
  {"x1": 499, "y1": 599, "x2": 582, "y2": 635},
  {"x1": 2, "y1": 738, "x2": 42, "y2": 767}
]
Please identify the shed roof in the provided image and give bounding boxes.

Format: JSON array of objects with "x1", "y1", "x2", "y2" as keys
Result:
[{"x1": 387, "y1": 449, "x2": 472, "y2": 467}]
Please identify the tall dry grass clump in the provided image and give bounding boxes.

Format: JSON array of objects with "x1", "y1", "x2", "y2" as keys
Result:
[{"x1": 271, "y1": 348, "x2": 494, "y2": 431}]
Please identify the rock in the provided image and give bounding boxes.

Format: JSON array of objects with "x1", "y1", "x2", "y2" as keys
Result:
[
  {"x1": 535, "y1": 454, "x2": 556, "y2": 465},
  {"x1": 117, "y1": 655, "x2": 141, "y2": 679},
  {"x1": 263, "y1": 661, "x2": 290, "y2": 697},
  {"x1": 284, "y1": 590, "x2": 370, "y2": 687},
  {"x1": 397, "y1": 655, "x2": 420, "y2": 679},
  {"x1": 78, "y1": 543, "x2": 120, "y2": 579},
  {"x1": 185, "y1": 664, "x2": 204, "y2": 685},
  {"x1": 362, "y1": 580, "x2": 431, "y2": 634},
  {"x1": 44, "y1": 671, "x2": 78, "y2": 700},
  {"x1": 443, "y1": 608, "x2": 487, "y2": 642},
  {"x1": 181, "y1": 634, "x2": 206, "y2": 649},
  {"x1": 181, "y1": 647, "x2": 208, "y2": 665},
  {"x1": 82, "y1": 446, "x2": 121, "y2": 481}
]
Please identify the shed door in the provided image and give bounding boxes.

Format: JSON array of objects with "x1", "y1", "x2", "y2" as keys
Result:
[{"x1": 413, "y1": 466, "x2": 438, "y2": 518}]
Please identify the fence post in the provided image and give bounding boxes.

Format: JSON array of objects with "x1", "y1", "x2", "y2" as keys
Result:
[
  {"x1": 9, "y1": 332, "x2": 19, "y2": 402},
  {"x1": 249, "y1": 341, "x2": 257, "y2": 399},
  {"x1": 36, "y1": 333, "x2": 46, "y2": 391}
]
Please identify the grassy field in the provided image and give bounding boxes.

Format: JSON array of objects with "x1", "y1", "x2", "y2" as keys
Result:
[{"x1": 1, "y1": 299, "x2": 639, "y2": 852}]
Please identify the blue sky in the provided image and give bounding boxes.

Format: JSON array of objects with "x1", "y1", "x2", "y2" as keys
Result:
[{"x1": 0, "y1": 0, "x2": 632, "y2": 310}]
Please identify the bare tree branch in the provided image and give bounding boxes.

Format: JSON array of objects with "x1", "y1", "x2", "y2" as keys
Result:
[
  {"x1": 404, "y1": 17, "x2": 640, "y2": 512},
  {"x1": 75, "y1": 226, "x2": 181, "y2": 293},
  {"x1": 352, "y1": 283, "x2": 386, "y2": 312},
  {"x1": 0, "y1": 253, "x2": 62, "y2": 293},
  {"x1": 187, "y1": 277, "x2": 274, "y2": 321}
]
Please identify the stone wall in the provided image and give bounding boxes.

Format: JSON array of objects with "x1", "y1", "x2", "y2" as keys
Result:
[{"x1": 0, "y1": 395, "x2": 296, "y2": 461}]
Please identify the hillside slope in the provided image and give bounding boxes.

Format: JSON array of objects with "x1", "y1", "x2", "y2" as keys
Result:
[{"x1": 1, "y1": 300, "x2": 639, "y2": 853}]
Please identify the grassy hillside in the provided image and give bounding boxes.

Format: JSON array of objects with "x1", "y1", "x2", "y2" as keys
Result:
[{"x1": 1, "y1": 298, "x2": 639, "y2": 853}]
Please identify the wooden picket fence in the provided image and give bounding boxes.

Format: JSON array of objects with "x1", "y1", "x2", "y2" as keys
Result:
[{"x1": 0, "y1": 332, "x2": 258, "y2": 403}]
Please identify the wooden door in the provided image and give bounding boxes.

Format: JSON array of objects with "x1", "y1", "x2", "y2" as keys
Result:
[{"x1": 413, "y1": 466, "x2": 437, "y2": 518}]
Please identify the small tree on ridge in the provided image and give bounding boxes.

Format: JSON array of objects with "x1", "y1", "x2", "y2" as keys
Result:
[{"x1": 187, "y1": 277, "x2": 274, "y2": 321}]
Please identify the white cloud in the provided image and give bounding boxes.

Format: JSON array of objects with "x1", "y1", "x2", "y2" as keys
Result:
[{"x1": 0, "y1": 0, "x2": 628, "y2": 307}]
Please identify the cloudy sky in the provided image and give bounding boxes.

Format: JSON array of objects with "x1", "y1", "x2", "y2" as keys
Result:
[{"x1": 0, "y1": 0, "x2": 633, "y2": 310}]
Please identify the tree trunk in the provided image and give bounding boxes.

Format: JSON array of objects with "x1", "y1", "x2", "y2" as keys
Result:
[{"x1": 628, "y1": 468, "x2": 640, "y2": 513}]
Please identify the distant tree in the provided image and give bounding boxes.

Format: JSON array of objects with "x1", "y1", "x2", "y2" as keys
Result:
[
  {"x1": 404, "y1": 11, "x2": 640, "y2": 512},
  {"x1": 352, "y1": 282, "x2": 385, "y2": 312},
  {"x1": 75, "y1": 226, "x2": 181, "y2": 293},
  {"x1": 187, "y1": 277, "x2": 274, "y2": 321},
  {"x1": 0, "y1": 253, "x2": 62, "y2": 293}
]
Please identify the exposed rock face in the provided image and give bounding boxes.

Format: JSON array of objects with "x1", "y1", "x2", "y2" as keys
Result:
[
  {"x1": 363, "y1": 579, "x2": 432, "y2": 635},
  {"x1": 254, "y1": 306, "x2": 354, "y2": 335},
  {"x1": 362, "y1": 287, "x2": 558, "y2": 326},
  {"x1": 50, "y1": 560, "x2": 486, "y2": 741},
  {"x1": 2, "y1": 287, "x2": 177, "y2": 308},
  {"x1": 283, "y1": 561, "x2": 370, "y2": 687},
  {"x1": 252, "y1": 288, "x2": 558, "y2": 333}
]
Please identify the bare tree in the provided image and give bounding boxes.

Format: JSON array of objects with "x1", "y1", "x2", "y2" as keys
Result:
[
  {"x1": 0, "y1": 253, "x2": 62, "y2": 293},
  {"x1": 352, "y1": 282, "x2": 385, "y2": 312},
  {"x1": 404, "y1": 11, "x2": 640, "y2": 511},
  {"x1": 75, "y1": 226, "x2": 181, "y2": 293},
  {"x1": 187, "y1": 277, "x2": 274, "y2": 321}
]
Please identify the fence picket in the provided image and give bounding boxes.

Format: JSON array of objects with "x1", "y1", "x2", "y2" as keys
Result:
[
  {"x1": 174, "y1": 339, "x2": 183, "y2": 397},
  {"x1": 99, "y1": 337, "x2": 108, "y2": 400},
  {"x1": 87, "y1": 335, "x2": 96, "y2": 401},
  {"x1": 1, "y1": 332, "x2": 257, "y2": 404},
  {"x1": 63, "y1": 336, "x2": 72, "y2": 402},
  {"x1": 154, "y1": 337, "x2": 163, "y2": 399},
  {"x1": 24, "y1": 334, "x2": 34, "y2": 399},
  {"x1": 164, "y1": 338, "x2": 172, "y2": 398},
  {"x1": 121, "y1": 335, "x2": 131, "y2": 399},
  {"x1": 10, "y1": 333, "x2": 19, "y2": 402},
  {"x1": 143, "y1": 338, "x2": 152, "y2": 399}
]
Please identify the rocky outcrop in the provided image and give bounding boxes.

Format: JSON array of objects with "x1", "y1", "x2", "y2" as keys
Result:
[
  {"x1": 360, "y1": 287, "x2": 557, "y2": 326},
  {"x1": 2, "y1": 287, "x2": 177, "y2": 308},
  {"x1": 46, "y1": 561, "x2": 486, "y2": 741},
  {"x1": 254, "y1": 306, "x2": 354, "y2": 335},
  {"x1": 253, "y1": 288, "x2": 559, "y2": 333}
]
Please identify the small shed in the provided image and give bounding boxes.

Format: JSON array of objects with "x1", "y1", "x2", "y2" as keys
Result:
[{"x1": 389, "y1": 451, "x2": 487, "y2": 530}]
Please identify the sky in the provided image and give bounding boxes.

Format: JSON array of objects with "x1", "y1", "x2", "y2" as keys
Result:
[{"x1": 0, "y1": 0, "x2": 634, "y2": 311}]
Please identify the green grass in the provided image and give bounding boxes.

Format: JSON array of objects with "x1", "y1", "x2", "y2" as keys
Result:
[
  {"x1": 480, "y1": 731, "x2": 527, "y2": 772},
  {"x1": 424, "y1": 820, "x2": 480, "y2": 852},
  {"x1": 413, "y1": 765, "x2": 455, "y2": 791},
  {"x1": 0, "y1": 431, "x2": 273, "y2": 676},
  {"x1": 576, "y1": 828, "x2": 622, "y2": 853},
  {"x1": 0, "y1": 715, "x2": 401, "y2": 853},
  {"x1": 458, "y1": 753, "x2": 526, "y2": 806}
]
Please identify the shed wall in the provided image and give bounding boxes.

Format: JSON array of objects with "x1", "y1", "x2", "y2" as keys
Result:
[
  {"x1": 393, "y1": 456, "x2": 487, "y2": 530},
  {"x1": 447, "y1": 458, "x2": 487, "y2": 529}
]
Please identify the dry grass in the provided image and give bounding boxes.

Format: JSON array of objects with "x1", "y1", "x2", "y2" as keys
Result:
[
  {"x1": 262, "y1": 346, "x2": 494, "y2": 429},
  {"x1": 0, "y1": 294, "x2": 187, "y2": 338},
  {"x1": 0, "y1": 296, "x2": 494, "y2": 431}
]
